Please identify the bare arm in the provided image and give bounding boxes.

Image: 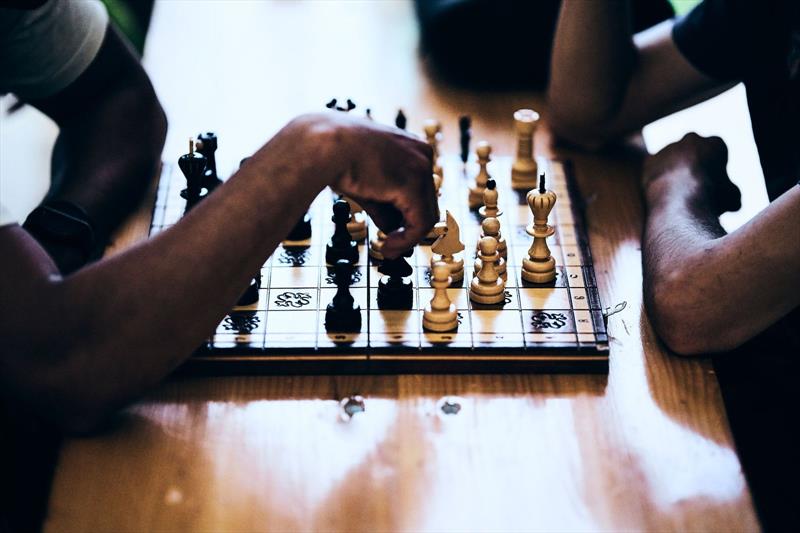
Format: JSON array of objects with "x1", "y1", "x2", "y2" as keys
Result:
[
  {"x1": 642, "y1": 134, "x2": 800, "y2": 355},
  {"x1": 24, "y1": 25, "x2": 167, "y2": 272},
  {"x1": 0, "y1": 113, "x2": 436, "y2": 433},
  {"x1": 547, "y1": 1, "x2": 729, "y2": 148}
]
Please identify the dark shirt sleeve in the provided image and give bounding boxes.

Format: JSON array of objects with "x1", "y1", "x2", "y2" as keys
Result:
[{"x1": 672, "y1": 0, "x2": 748, "y2": 83}]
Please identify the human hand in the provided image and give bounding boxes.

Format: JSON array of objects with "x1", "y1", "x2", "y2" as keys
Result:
[
  {"x1": 642, "y1": 133, "x2": 741, "y2": 215},
  {"x1": 280, "y1": 112, "x2": 437, "y2": 258}
]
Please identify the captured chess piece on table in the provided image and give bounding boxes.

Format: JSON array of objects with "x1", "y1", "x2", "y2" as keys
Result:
[
  {"x1": 511, "y1": 108, "x2": 540, "y2": 190},
  {"x1": 326, "y1": 200, "x2": 359, "y2": 265},
  {"x1": 430, "y1": 210, "x2": 464, "y2": 284},
  {"x1": 325, "y1": 259, "x2": 362, "y2": 332},
  {"x1": 423, "y1": 261, "x2": 458, "y2": 332},
  {"x1": 522, "y1": 173, "x2": 557, "y2": 284},
  {"x1": 178, "y1": 138, "x2": 208, "y2": 210},
  {"x1": 470, "y1": 236, "x2": 506, "y2": 305},
  {"x1": 377, "y1": 248, "x2": 414, "y2": 309},
  {"x1": 468, "y1": 140, "x2": 491, "y2": 209}
]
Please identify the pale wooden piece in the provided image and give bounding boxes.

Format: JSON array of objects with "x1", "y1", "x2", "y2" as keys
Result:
[
  {"x1": 342, "y1": 195, "x2": 367, "y2": 241},
  {"x1": 474, "y1": 255, "x2": 507, "y2": 280},
  {"x1": 368, "y1": 230, "x2": 387, "y2": 261},
  {"x1": 424, "y1": 173, "x2": 443, "y2": 241},
  {"x1": 468, "y1": 141, "x2": 491, "y2": 208},
  {"x1": 469, "y1": 236, "x2": 505, "y2": 304},
  {"x1": 476, "y1": 216, "x2": 507, "y2": 259},
  {"x1": 430, "y1": 210, "x2": 464, "y2": 283},
  {"x1": 522, "y1": 176, "x2": 557, "y2": 283},
  {"x1": 478, "y1": 179, "x2": 502, "y2": 218},
  {"x1": 422, "y1": 261, "x2": 458, "y2": 332},
  {"x1": 42, "y1": 2, "x2": 759, "y2": 531},
  {"x1": 423, "y1": 118, "x2": 443, "y2": 178},
  {"x1": 511, "y1": 109, "x2": 540, "y2": 189}
]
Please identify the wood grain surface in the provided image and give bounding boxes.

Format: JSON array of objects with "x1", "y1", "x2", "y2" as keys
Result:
[{"x1": 44, "y1": 2, "x2": 759, "y2": 531}]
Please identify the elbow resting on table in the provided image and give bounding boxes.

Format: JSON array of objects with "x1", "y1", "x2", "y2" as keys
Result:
[{"x1": 644, "y1": 270, "x2": 747, "y2": 356}]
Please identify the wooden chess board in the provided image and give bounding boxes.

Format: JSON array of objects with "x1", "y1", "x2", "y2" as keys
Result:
[{"x1": 150, "y1": 155, "x2": 608, "y2": 374}]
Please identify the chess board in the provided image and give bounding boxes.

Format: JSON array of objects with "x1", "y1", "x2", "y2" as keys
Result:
[{"x1": 150, "y1": 154, "x2": 609, "y2": 374}]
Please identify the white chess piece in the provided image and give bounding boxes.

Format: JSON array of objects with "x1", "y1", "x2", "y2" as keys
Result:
[
  {"x1": 469, "y1": 236, "x2": 506, "y2": 305},
  {"x1": 468, "y1": 141, "x2": 491, "y2": 209},
  {"x1": 430, "y1": 210, "x2": 465, "y2": 283},
  {"x1": 474, "y1": 218, "x2": 507, "y2": 280},
  {"x1": 511, "y1": 109, "x2": 539, "y2": 190},
  {"x1": 521, "y1": 173, "x2": 557, "y2": 283},
  {"x1": 478, "y1": 179, "x2": 503, "y2": 219},
  {"x1": 423, "y1": 261, "x2": 458, "y2": 332},
  {"x1": 423, "y1": 119, "x2": 443, "y2": 178},
  {"x1": 343, "y1": 195, "x2": 367, "y2": 241}
]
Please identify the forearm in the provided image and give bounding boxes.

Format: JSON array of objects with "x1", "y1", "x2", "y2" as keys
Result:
[
  {"x1": 45, "y1": 74, "x2": 167, "y2": 241},
  {"x1": 547, "y1": 0, "x2": 636, "y2": 140},
  {"x1": 4, "y1": 120, "x2": 327, "y2": 430}
]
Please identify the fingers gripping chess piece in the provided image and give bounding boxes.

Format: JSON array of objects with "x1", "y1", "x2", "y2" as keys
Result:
[
  {"x1": 430, "y1": 210, "x2": 465, "y2": 284},
  {"x1": 469, "y1": 236, "x2": 506, "y2": 305},
  {"x1": 468, "y1": 141, "x2": 491, "y2": 209},
  {"x1": 522, "y1": 174, "x2": 557, "y2": 283},
  {"x1": 423, "y1": 118, "x2": 443, "y2": 178},
  {"x1": 423, "y1": 262, "x2": 458, "y2": 332},
  {"x1": 474, "y1": 217, "x2": 507, "y2": 280},
  {"x1": 478, "y1": 178, "x2": 502, "y2": 219},
  {"x1": 511, "y1": 109, "x2": 540, "y2": 190}
]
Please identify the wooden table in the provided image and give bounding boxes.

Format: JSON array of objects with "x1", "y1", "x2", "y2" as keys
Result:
[{"x1": 44, "y1": 2, "x2": 759, "y2": 530}]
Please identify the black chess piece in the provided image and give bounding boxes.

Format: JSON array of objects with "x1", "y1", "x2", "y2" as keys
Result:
[
  {"x1": 196, "y1": 132, "x2": 223, "y2": 192},
  {"x1": 286, "y1": 211, "x2": 312, "y2": 241},
  {"x1": 395, "y1": 109, "x2": 407, "y2": 130},
  {"x1": 236, "y1": 271, "x2": 262, "y2": 306},
  {"x1": 326, "y1": 200, "x2": 359, "y2": 265},
  {"x1": 178, "y1": 140, "x2": 208, "y2": 210},
  {"x1": 377, "y1": 248, "x2": 414, "y2": 309},
  {"x1": 459, "y1": 115, "x2": 471, "y2": 164},
  {"x1": 325, "y1": 259, "x2": 362, "y2": 332}
]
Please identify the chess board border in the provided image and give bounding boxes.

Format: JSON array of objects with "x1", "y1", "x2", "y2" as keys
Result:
[{"x1": 149, "y1": 156, "x2": 609, "y2": 375}]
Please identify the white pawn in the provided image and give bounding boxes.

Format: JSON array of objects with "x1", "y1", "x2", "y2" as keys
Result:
[
  {"x1": 474, "y1": 218, "x2": 507, "y2": 280},
  {"x1": 369, "y1": 230, "x2": 387, "y2": 261},
  {"x1": 343, "y1": 196, "x2": 367, "y2": 241},
  {"x1": 521, "y1": 173, "x2": 557, "y2": 283},
  {"x1": 423, "y1": 261, "x2": 458, "y2": 332},
  {"x1": 469, "y1": 236, "x2": 506, "y2": 305},
  {"x1": 478, "y1": 178, "x2": 502, "y2": 219},
  {"x1": 423, "y1": 119, "x2": 443, "y2": 178},
  {"x1": 424, "y1": 173, "x2": 443, "y2": 242},
  {"x1": 430, "y1": 210, "x2": 465, "y2": 283},
  {"x1": 468, "y1": 141, "x2": 491, "y2": 209}
]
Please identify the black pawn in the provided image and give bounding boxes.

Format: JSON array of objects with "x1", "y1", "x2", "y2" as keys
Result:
[
  {"x1": 236, "y1": 271, "x2": 262, "y2": 306},
  {"x1": 395, "y1": 109, "x2": 407, "y2": 130},
  {"x1": 377, "y1": 248, "x2": 414, "y2": 309},
  {"x1": 459, "y1": 115, "x2": 471, "y2": 164},
  {"x1": 326, "y1": 200, "x2": 359, "y2": 265},
  {"x1": 325, "y1": 260, "x2": 362, "y2": 332},
  {"x1": 196, "y1": 132, "x2": 222, "y2": 191},
  {"x1": 178, "y1": 140, "x2": 208, "y2": 210},
  {"x1": 286, "y1": 212, "x2": 312, "y2": 241}
]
